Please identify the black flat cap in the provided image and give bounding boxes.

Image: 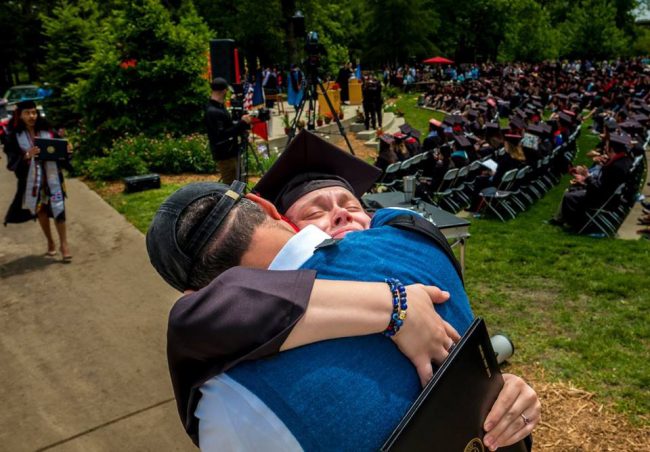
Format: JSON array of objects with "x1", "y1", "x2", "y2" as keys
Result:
[{"x1": 253, "y1": 130, "x2": 381, "y2": 214}]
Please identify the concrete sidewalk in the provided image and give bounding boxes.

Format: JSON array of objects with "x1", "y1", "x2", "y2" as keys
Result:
[{"x1": 0, "y1": 171, "x2": 193, "y2": 451}]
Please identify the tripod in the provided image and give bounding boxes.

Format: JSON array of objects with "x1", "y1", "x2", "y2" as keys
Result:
[
  {"x1": 235, "y1": 130, "x2": 265, "y2": 185},
  {"x1": 285, "y1": 67, "x2": 355, "y2": 155}
]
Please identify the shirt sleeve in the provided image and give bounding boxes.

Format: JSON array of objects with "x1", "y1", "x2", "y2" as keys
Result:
[
  {"x1": 167, "y1": 267, "x2": 316, "y2": 443},
  {"x1": 168, "y1": 267, "x2": 316, "y2": 367}
]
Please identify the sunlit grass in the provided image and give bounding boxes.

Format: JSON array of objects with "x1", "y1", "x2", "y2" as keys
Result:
[{"x1": 397, "y1": 93, "x2": 650, "y2": 423}]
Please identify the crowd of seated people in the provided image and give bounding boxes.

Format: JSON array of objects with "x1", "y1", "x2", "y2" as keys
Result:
[{"x1": 374, "y1": 59, "x2": 649, "y2": 232}]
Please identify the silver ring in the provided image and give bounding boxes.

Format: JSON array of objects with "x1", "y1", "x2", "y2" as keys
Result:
[{"x1": 521, "y1": 412, "x2": 530, "y2": 425}]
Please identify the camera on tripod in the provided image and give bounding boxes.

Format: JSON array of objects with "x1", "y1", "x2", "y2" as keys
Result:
[
  {"x1": 304, "y1": 31, "x2": 326, "y2": 78},
  {"x1": 229, "y1": 84, "x2": 271, "y2": 122}
]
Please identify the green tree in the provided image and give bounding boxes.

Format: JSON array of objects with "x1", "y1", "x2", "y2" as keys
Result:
[
  {"x1": 39, "y1": 0, "x2": 100, "y2": 128},
  {"x1": 71, "y1": 0, "x2": 212, "y2": 154},
  {"x1": 432, "y1": 0, "x2": 507, "y2": 62},
  {"x1": 499, "y1": 0, "x2": 559, "y2": 61},
  {"x1": 560, "y1": 0, "x2": 629, "y2": 59},
  {"x1": 364, "y1": 0, "x2": 440, "y2": 66}
]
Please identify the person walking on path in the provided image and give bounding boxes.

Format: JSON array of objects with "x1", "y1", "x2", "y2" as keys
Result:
[{"x1": 3, "y1": 100, "x2": 73, "y2": 261}]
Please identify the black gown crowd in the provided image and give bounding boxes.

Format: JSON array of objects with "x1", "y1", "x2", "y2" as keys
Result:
[{"x1": 373, "y1": 59, "x2": 648, "y2": 235}]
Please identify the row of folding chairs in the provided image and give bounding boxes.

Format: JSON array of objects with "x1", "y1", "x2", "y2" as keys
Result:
[
  {"x1": 477, "y1": 133, "x2": 581, "y2": 221},
  {"x1": 577, "y1": 154, "x2": 647, "y2": 236}
]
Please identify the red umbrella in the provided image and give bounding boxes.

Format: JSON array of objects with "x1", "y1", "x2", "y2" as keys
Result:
[{"x1": 423, "y1": 56, "x2": 454, "y2": 64}]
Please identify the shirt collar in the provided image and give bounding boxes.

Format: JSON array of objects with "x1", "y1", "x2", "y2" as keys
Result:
[{"x1": 268, "y1": 225, "x2": 331, "y2": 270}]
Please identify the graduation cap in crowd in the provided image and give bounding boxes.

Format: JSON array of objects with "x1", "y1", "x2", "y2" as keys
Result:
[
  {"x1": 399, "y1": 123, "x2": 413, "y2": 135},
  {"x1": 393, "y1": 132, "x2": 407, "y2": 140},
  {"x1": 410, "y1": 128, "x2": 422, "y2": 140},
  {"x1": 253, "y1": 130, "x2": 382, "y2": 214},
  {"x1": 558, "y1": 112, "x2": 573, "y2": 125},
  {"x1": 15, "y1": 99, "x2": 37, "y2": 110},
  {"x1": 568, "y1": 92, "x2": 580, "y2": 101},
  {"x1": 504, "y1": 133, "x2": 522, "y2": 144},
  {"x1": 485, "y1": 122, "x2": 500, "y2": 132},
  {"x1": 379, "y1": 134, "x2": 395, "y2": 145},
  {"x1": 555, "y1": 93, "x2": 568, "y2": 101},
  {"x1": 443, "y1": 114, "x2": 465, "y2": 125},
  {"x1": 452, "y1": 134, "x2": 472, "y2": 149},
  {"x1": 513, "y1": 108, "x2": 526, "y2": 118},
  {"x1": 609, "y1": 133, "x2": 632, "y2": 152},
  {"x1": 632, "y1": 113, "x2": 649, "y2": 123},
  {"x1": 526, "y1": 123, "x2": 547, "y2": 137},
  {"x1": 467, "y1": 110, "x2": 479, "y2": 120},
  {"x1": 509, "y1": 116, "x2": 527, "y2": 131},
  {"x1": 619, "y1": 121, "x2": 643, "y2": 133}
]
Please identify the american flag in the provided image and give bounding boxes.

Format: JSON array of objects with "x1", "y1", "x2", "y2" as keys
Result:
[{"x1": 243, "y1": 83, "x2": 254, "y2": 110}]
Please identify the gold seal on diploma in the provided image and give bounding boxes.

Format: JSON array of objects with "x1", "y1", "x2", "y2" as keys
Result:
[
  {"x1": 464, "y1": 438, "x2": 485, "y2": 452},
  {"x1": 47, "y1": 145, "x2": 55, "y2": 154}
]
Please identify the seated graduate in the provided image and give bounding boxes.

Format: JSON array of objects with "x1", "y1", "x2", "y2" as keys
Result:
[
  {"x1": 551, "y1": 133, "x2": 633, "y2": 230},
  {"x1": 147, "y1": 131, "x2": 540, "y2": 451}
]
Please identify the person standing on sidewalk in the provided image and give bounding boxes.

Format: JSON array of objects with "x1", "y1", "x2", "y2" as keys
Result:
[{"x1": 3, "y1": 100, "x2": 73, "y2": 261}]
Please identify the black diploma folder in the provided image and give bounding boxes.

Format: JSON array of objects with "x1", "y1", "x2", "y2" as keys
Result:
[
  {"x1": 381, "y1": 317, "x2": 528, "y2": 452},
  {"x1": 34, "y1": 138, "x2": 69, "y2": 161}
]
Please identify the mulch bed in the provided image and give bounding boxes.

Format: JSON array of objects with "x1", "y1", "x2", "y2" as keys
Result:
[{"x1": 515, "y1": 364, "x2": 649, "y2": 451}]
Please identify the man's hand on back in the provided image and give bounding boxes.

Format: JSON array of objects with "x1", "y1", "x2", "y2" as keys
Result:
[{"x1": 392, "y1": 284, "x2": 460, "y2": 387}]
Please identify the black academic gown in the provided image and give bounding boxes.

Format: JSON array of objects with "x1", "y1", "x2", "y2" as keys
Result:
[
  {"x1": 167, "y1": 267, "x2": 316, "y2": 445},
  {"x1": 560, "y1": 152, "x2": 632, "y2": 228}
]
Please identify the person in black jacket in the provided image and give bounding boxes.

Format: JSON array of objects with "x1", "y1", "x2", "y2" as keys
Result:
[
  {"x1": 205, "y1": 77, "x2": 251, "y2": 184},
  {"x1": 552, "y1": 134, "x2": 633, "y2": 230}
]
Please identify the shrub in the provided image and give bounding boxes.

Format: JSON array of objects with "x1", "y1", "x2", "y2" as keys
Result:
[{"x1": 78, "y1": 133, "x2": 215, "y2": 180}]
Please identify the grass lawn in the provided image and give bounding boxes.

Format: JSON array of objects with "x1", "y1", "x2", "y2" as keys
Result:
[{"x1": 95, "y1": 94, "x2": 650, "y2": 425}]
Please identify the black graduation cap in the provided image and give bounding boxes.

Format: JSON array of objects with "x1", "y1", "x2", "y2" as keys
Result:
[
  {"x1": 619, "y1": 121, "x2": 643, "y2": 132},
  {"x1": 467, "y1": 110, "x2": 479, "y2": 120},
  {"x1": 558, "y1": 112, "x2": 573, "y2": 125},
  {"x1": 539, "y1": 123, "x2": 553, "y2": 135},
  {"x1": 253, "y1": 130, "x2": 381, "y2": 214},
  {"x1": 504, "y1": 133, "x2": 522, "y2": 144},
  {"x1": 452, "y1": 134, "x2": 471, "y2": 149},
  {"x1": 477, "y1": 104, "x2": 488, "y2": 113},
  {"x1": 16, "y1": 99, "x2": 37, "y2": 110},
  {"x1": 609, "y1": 133, "x2": 631, "y2": 152},
  {"x1": 443, "y1": 114, "x2": 465, "y2": 125},
  {"x1": 486, "y1": 122, "x2": 500, "y2": 131},
  {"x1": 399, "y1": 123, "x2": 413, "y2": 135},
  {"x1": 510, "y1": 116, "x2": 527, "y2": 131},
  {"x1": 555, "y1": 93, "x2": 568, "y2": 101},
  {"x1": 410, "y1": 128, "x2": 422, "y2": 140},
  {"x1": 632, "y1": 113, "x2": 649, "y2": 123},
  {"x1": 514, "y1": 108, "x2": 526, "y2": 118},
  {"x1": 568, "y1": 92, "x2": 580, "y2": 100},
  {"x1": 379, "y1": 134, "x2": 395, "y2": 145},
  {"x1": 527, "y1": 124, "x2": 546, "y2": 136}
]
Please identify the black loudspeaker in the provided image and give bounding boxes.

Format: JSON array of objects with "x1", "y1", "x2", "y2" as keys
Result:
[
  {"x1": 209, "y1": 39, "x2": 236, "y2": 84},
  {"x1": 123, "y1": 174, "x2": 161, "y2": 193}
]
